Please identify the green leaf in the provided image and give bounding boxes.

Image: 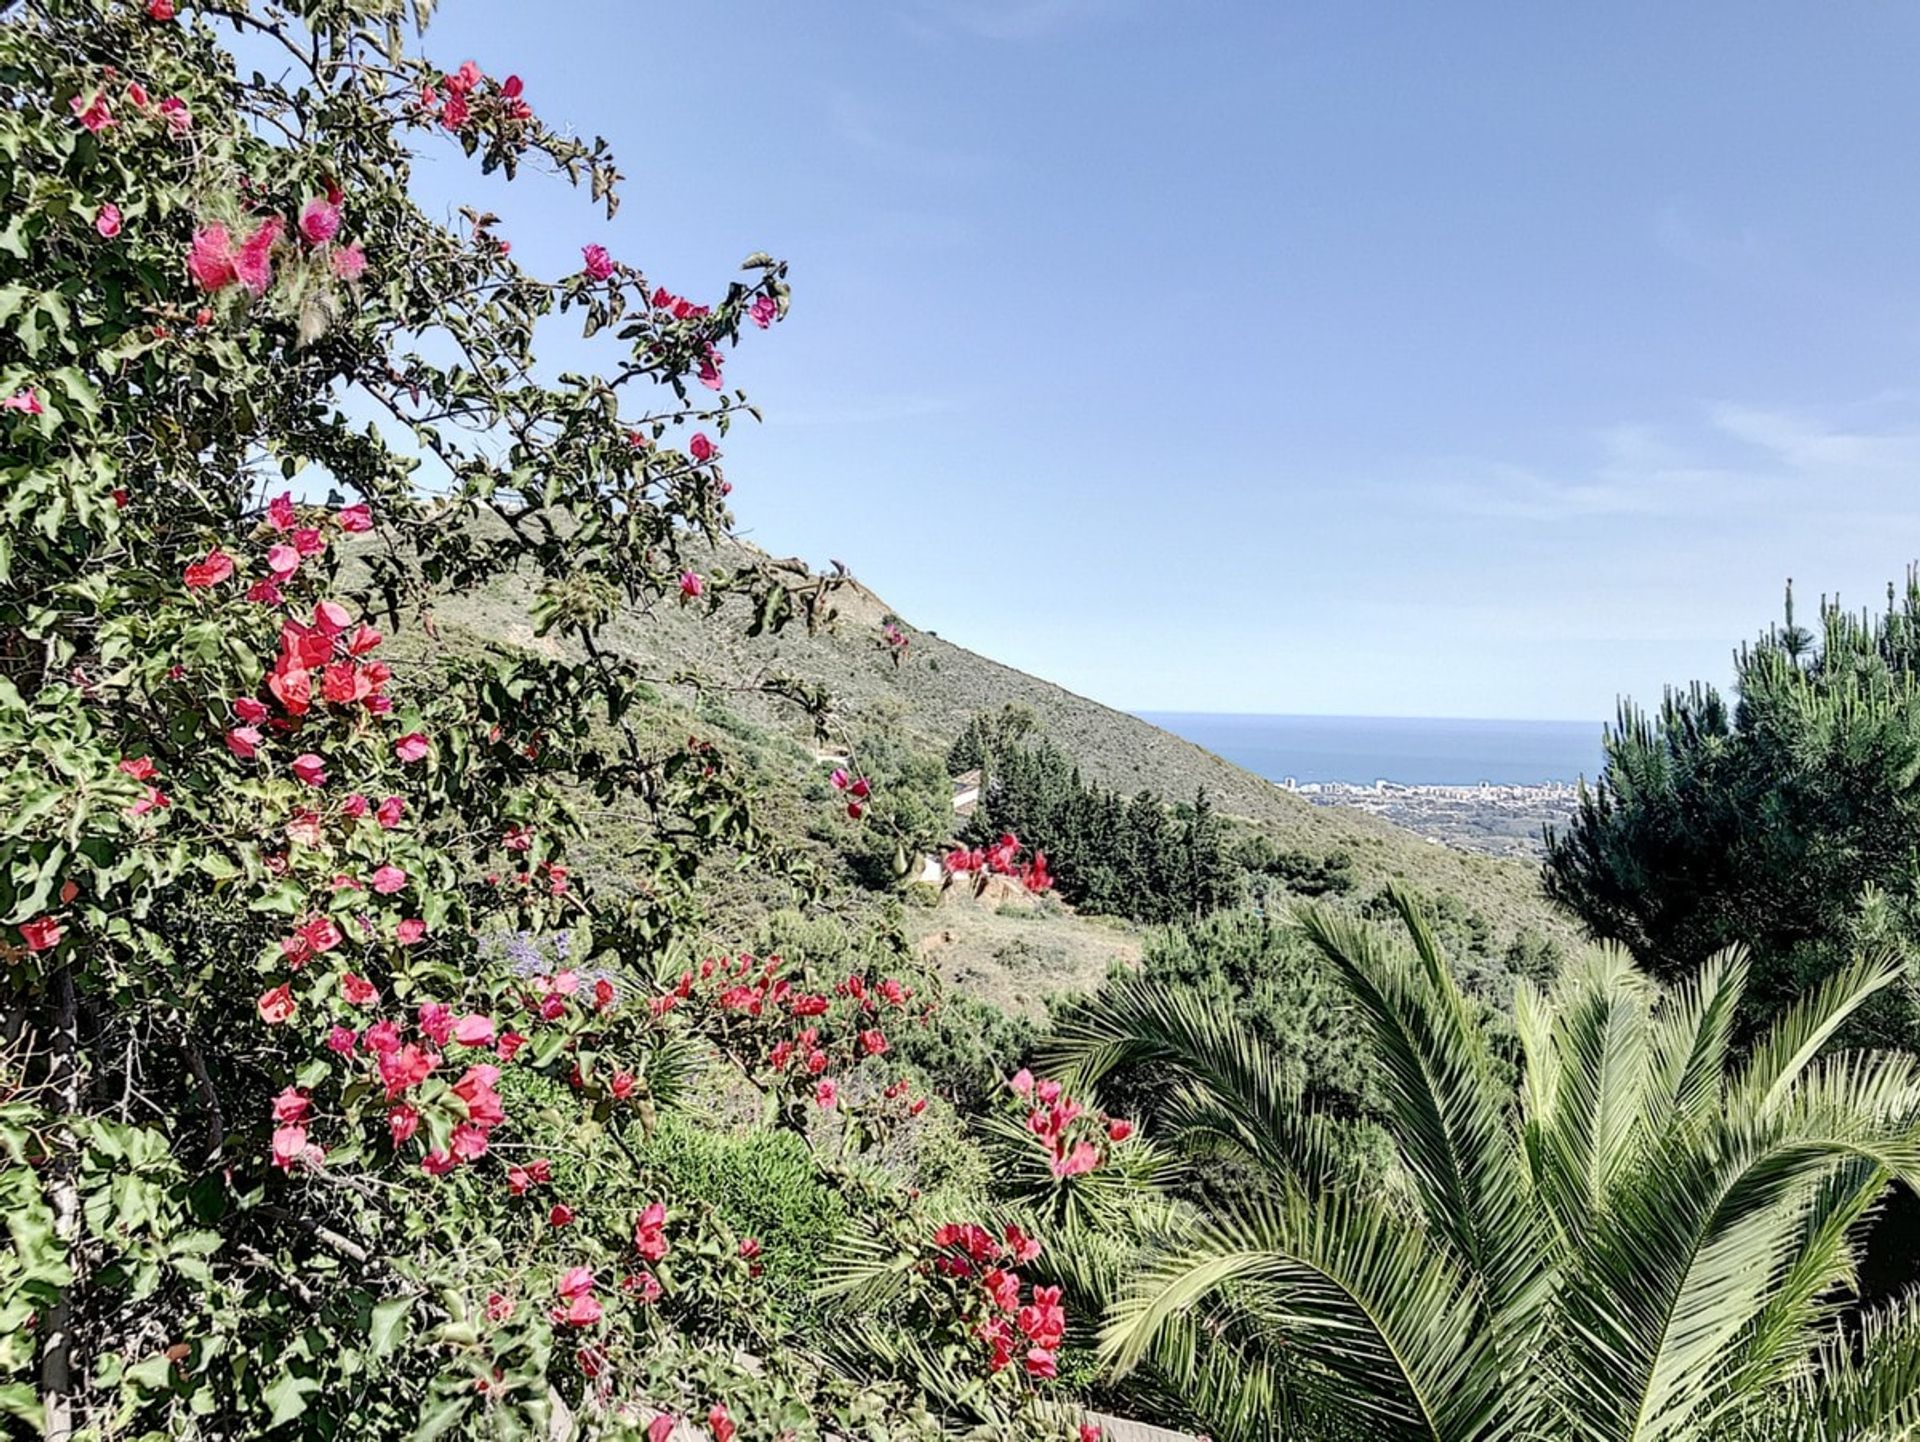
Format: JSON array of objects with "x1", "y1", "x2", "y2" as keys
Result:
[{"x1": 368, "y1": 1296, "x2": 411, "y2": 1360}]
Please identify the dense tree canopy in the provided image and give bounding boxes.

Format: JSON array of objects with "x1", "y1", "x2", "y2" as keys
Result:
[{"x1": 1544, "y1": 581, "x2": 1920, "y2": 1046}]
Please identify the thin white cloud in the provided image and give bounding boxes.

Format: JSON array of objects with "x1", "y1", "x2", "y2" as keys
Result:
[
  {"x1": 1417, "y1": 395, "x2": 1920, "y2": 524},
  {"x1": 1707, "y1": 402, "x2": 1920, "y2": 474}
]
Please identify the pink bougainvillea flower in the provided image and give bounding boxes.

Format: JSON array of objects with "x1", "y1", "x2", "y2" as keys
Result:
[
  {"x1": 300, "y1": 916, "x2": 343, "y2": 953},
  {"x1": 257, "y1": 983, "x2": 295, "y2": 1025},
  {"x1": 272, "y1": 1087, "x2": 311, "y2": 1124},
  {"x1": 265, "y1": 544, "x2": 300, "y2": 579},
  {"x1": 633, "y1": 1202, "x2": 669, "y2": 1261},
  {"x1": 311, "y1": 599, "x2": 351, "y2": 634},
  {"x1": 183, "y1": 549, "x2": 234, "y2": 588},
  {"x1": 846, "y1": 801, "x2": 865, "y2": 820},
  {"x1": 1009, "y1": 1068, "x2": 1035, "y2": 1097},
  {"x1": 387, "y1": 1103, "x2": 419, "y2": 1143},
  {"x1": 328, "y1": 242, "x2": 367, "y2": 282},
  {"x1": 708, "y1": 1405, "x2": 736, "y2": 1442},
  {"x1": 580, "y1": 244, "x2": 614, "y2": 281},
  {"x1": 549, "y1": 1292, "x2": 601, "y2": 1327},
  {"x1": 450, "y1": 1122, "x2": 490, "y2": 1162},
  {"x1": 396, "y1": 918, "x2": 426, "y2": 945},
  {"x1": 815, "y1": 1078, "x2": 838, "y2": 1110},
  {"x1": 246, "y1": 578, "x2": 283, "y2": 606},
  {"x1": 829, "y1": 768, "x2": 850, "y2": 792},
  {"x1": 118, "y1": 757, "x2": 156, "y2": 781},
  {"x1": 678, "y1": 571, "x2": 703, "y2": 600},
  {"x1": 1080, "y1": 1426, "x2": 1102, "y2": 1442},
  {"x1": 486, "y1": 1292, "x2": 513, "y2": 1323},
  {"x1": 341, "y1": 973, "x2": 378, "y2": 1007},
  {"x1": 860, "y1": 1028, "x2": 889, "y2": 1056},
  {"x1": 292, "y1": 526, "x2": 326, "y2": 558},
  {"x1": 496, "y1": 1031, "x2": 528, "y2": 1061},
  {"x1": 420, "y1": 1148, "x2": 457, "y2": 1176},
  {"x1": 234, "y1": 216, "x2": 282, "y2": 294},
  {"x1": 369, "y1": 864, "x2": 406, "y2": 895},
  {"x1": 225, "y1": 725, "x2": 262, "y2": 760},
  {"x1": 271, "y1": 1124, "x2": 316, "y2": 1171},
  {"x1": 147, "y1": 0, "x2": 175, "y2": 19},
  {"x1": 336, "y1": 500, "x2": 373, "y2": 532},
  {"x1": 1050, "y1": 1141, "x2": 1102, "y2": 1179},
  {"x1": 688, "y1": 432, "x2": 715, "y2": 463},
  {"x1": 20, "y1": 917, "x2": 63, "y2": 952},
  {"x1": 1, "y1": 388, "x2": 43, "y2": 415},
  {"x1": 394, "y1": 733, "x2": 429, "y2": 764},
  {"x1": 70, "y1": 92, "x2": 114, "y2": 132},
  {"x1": 187, "y1": 224, "x2": 237, "y2": 291},
  {"x1": 749, "y1": 294, "x2": 777, "y2": 329},
  {"x1": 267, "y1": 491, "x2": 297, "y2": 530},
  {"x1": 157, "y1": 96, "x2": 191, "y2": 135},
  {"x1": 647, "y1": 1416, "x2": 675, "y2": 1442},
  {"x1": 326, "y1": 1025, "x2": 358, "y2": 1055},
  {"x1": 549, "y1": 1204, "x2": 575, "y2": 1228},
  {"x1": 1107, "y1": 1118, "x2": 1133, "y2": 1142},
  {"x1": 452, "y1": 1014, "x2": 495, "y2": 1047},
  {"x1": 341, "y1": 792, "x2": 369, "y2": 819},
  {"x1": 233, "y1": 696, "x2": 270, "y2": 724},
  {"x1": 1024, "y1": 1347, "x2": 1059, "y2": 1379},
  {"x1": 696, "y1": 345, "x2": 723, "y2": 392},
  {"x1": 418, "y1": 1002, "x2": 453, "y2": 1046},
  {"x1": 95, "y1": 203, "x2": 122, "y2": 239},
  {"x1": 609, "y1": 1070, "x2": 636, "y2": 1099},
  {"x1": 347, "y1": 622, "x2": 383, "y2": 655},
  {"x1": 440, "y1": 90, "x2": 470, "y2": 129},
  {"x1": 298, "y1": 195, "x2": 341, "y2": 246},
  {"x1": 379, "y1": 1044, "x2": 438, "y2": 1100},
  {"x1": 290, "y1": 753, "x2": 327, "y2": 787},
  {"x1": 376, "y1": 795, "x2": 405, "y2": 828}
]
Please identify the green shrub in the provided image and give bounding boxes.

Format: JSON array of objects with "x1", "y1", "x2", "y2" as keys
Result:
[{"x1": 629, "y1": 1114, "x2": 849, "y2": 1333}]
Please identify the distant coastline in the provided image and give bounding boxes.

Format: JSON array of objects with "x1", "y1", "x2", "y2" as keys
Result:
[
  {"x1": 1135, "y1": 712, "x2": 1604, "y2": 788},
  {"x1": 1136, "y1": 713, "x2": 1604, "y2": 859}
]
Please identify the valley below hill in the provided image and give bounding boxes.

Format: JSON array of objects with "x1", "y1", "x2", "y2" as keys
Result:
[{"x1": 431, "y1": 538, "x2": 1579, "y2": 967}]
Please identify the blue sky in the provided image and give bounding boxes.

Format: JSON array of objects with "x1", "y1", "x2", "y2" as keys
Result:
[{"x1": 407, "y1": 0, "x2": 1920, "y2": 720}]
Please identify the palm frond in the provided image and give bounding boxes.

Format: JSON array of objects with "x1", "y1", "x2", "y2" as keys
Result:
[
  {"x1": 1645, "y1": 945, "x2": 1748, "y2": 1137},
  {"x1": 1042, "y1": 972, "x2": 1347, "y2": 1190},
  {"x1": 1297, "y1": 894, "x2": 1551, "y2": 1411},
  {"x1": 1734, "y1": 951, "x2": 1906, "y2": 1118},
  {"x1": 1772, "y1": 1288, "x2": 1920, "y2": 1442},
  {"x1": 1103, "y1": 1188, "x2": 1502, "y2": 1442}
]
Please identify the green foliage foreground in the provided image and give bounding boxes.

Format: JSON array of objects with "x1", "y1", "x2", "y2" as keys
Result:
[
  {"x1": 0, "y1": 3, "x2": 1110, "y2": 1437},
  {"x1": 1047, "y1": 892, "x2": 1920, "y2": 1442}
]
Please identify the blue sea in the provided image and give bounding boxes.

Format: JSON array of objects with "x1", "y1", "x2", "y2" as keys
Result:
[{"x1": 1136, "y1": 713, "x2": 1606, "y2": 787}]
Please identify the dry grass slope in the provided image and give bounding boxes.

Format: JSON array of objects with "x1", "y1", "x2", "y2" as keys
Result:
[{"x1": 428, "y1": 538, "x2": 1575, "y2": 951}]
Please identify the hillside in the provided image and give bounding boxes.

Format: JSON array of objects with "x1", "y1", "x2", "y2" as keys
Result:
[{"x1": 433, "y1": 540, "x2": 1577, "y2": 953}]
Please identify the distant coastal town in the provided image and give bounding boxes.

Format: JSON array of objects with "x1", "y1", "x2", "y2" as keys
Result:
[{"x1": 1281, "y1": 777, "x2": 1582, "y2": 859}]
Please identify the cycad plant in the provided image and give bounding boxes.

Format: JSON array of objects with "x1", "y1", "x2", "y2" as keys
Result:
[{"x1": 1048, "y1": 888, "x2": 1920, "y2": 1441}]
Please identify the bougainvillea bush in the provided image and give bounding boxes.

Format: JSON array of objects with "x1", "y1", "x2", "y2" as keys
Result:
[{"x1": 0, "y1": 2, "x2": 1110, "y2": 1436}]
